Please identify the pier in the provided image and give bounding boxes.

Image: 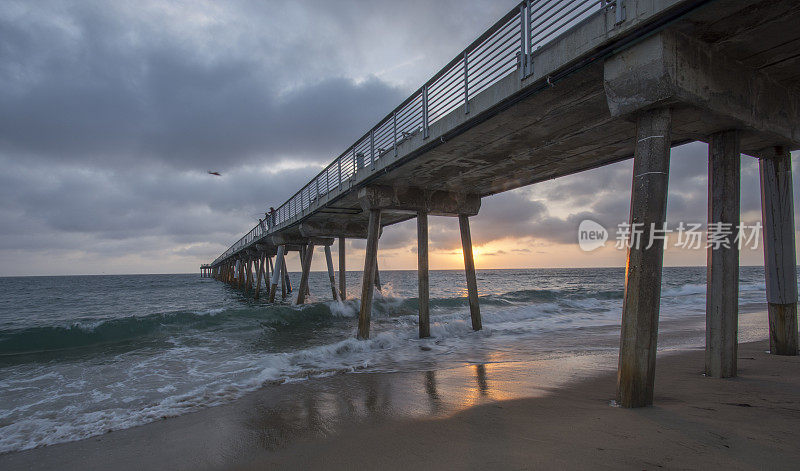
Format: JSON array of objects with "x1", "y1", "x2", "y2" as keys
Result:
[{"x1": 204, "y1": 0, "x2": 800, "y2": 407}]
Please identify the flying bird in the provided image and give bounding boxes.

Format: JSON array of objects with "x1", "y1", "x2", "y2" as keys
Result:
[{"x1": 207, "y1": 171, "x2": 221, "y2": 176}]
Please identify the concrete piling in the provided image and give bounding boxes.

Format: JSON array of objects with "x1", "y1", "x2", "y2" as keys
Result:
[
  {"x1": 374, "y1": 262, "x2": 382, "y2": 293},
  {"x1": 706, "y1": 130, "x2": 741, "y2": 378},
  {"x1": 339, "y1": 237, "x2": 346, "y2": 300},
  {"x1": 324, "y1": 245, "x2": 340, "y2": 301},
  {"x1": 358, "y1": 209, "x2": 381, "y2": 339},
  {"x1": 281, "y1": 257, "x2": 289, "y2": 298},
  {"x1": 244, "y1": 258, "x2": 252, "y2": 294},
  {"x1": 616, "y1": 107, "x2": 672, "y2": 408},
  {"x1": 459, "y1": 214, "x2": 481, "y2": 331},
  {"x1": 269, "y1": 245, "x2": 285, "y2": 303},
  {"x1": 758, "y1": 146, "x2": 798, "y2": 355},
  {"x1": 297, "y1": 244, "x2": 314, "y2": 305},
  {"x1": 254, "y1": 254, "x2": 263, "y2": 299},
  {"x1": 418, "y1": 210, "x2": 430, "y2": 338}
]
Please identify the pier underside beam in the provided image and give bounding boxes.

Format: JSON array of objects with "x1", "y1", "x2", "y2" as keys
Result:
[
  {"x1": 604, "y1": 29, "x2": 800, "y2": 152},
  {"x1": 300, "y1": 221, "x2": 371, "y2": 239},
  {"x1": 706, "y1": 130, "x2": 741, "y2": 378},
  {"x1": 758, "y1": 146, "x2": 798, "y2": 355},
  {"x1": 358, "y1": 185, "x2": 480, "y2": 217},
  {"x1": 271, "y1": 234, "x2": 334, "y2": 247},
  {"x1": 616, "y1": 107, "x2": 672, "y2": 408},
  {"x1": 358, "y1": 209, "x2": 381, "y2": 339}
]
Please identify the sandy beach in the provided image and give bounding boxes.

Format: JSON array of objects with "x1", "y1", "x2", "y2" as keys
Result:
[{"x1": 1, "y1": 310, "x2": 798, "y2": 470}]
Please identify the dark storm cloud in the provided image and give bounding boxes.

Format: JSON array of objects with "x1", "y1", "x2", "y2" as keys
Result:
[
  {"x1": 0, "y1": 22, "x2": 405, "y2": 169},
  {"x1": 0, "y1": 0, "x2": 516, "y2": 170},
  {"x1": 0, "y1": 0, "x2": 795, "y2": 275},
  {"x1": 0, "y1": 156, "x2": 312, "y2": 243}
]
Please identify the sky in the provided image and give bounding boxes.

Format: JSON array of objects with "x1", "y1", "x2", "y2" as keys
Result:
[{"x1": 0, "y1": 0, "x2": 797, "y2": 276}]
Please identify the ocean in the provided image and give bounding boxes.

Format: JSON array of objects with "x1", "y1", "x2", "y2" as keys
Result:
[{"x1": 0, "y1": 267, "x2": 771, "y2": 453}]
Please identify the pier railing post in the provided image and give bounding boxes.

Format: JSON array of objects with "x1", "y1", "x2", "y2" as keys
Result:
[
  {"x1": 358, "y1": 209, "x2": 381, "y2": 339},
  {"x1": 269, "y1": 246, "x2": 285, "y2": 303},
  {"x1": 418, "y1": 210, "x2": 431, "y2": 338},
  {"x1": 459, "y1": 214, "x2": 482, "y2": 331},
  {"x1": 758, "y1": 146, "x2": 798, "y2": 355},
  {"x1": 617, "y1": 107, "x2": 672, "y2": 408},
  {"x1": 339, "y1": 237, "x2": 346, "y2": 300},
  {"x1": 297, "y1": 244, "x2": 314, "y2": 305},
  {"x1": 706, "y1": 130, "x2": 741, "y2": 377}
]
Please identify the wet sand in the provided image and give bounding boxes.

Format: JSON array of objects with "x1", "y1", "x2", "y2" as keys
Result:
[{"x1": 1, "y1": 311, "x2": 798, "y2": 470}]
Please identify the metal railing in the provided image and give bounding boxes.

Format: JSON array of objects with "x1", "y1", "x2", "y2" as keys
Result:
[{"x1": 211, "y1": 0, "x2": 620, "y2": 266}]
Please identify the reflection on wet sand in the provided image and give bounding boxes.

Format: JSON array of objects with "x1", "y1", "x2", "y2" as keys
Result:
[
  {"x1": 424, "y1": 370, "x2": 442, "y2": 414},
  {"x1": 239, "y1": 362, "x2": 508, "y2": 454},
  {"x1": 234, "y1": 355, "x2": 607, "y2": 460}
]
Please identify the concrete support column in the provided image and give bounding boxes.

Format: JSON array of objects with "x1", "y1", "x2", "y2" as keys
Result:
[
  {"x1": 418, "y1": 210, "x2": 431, "y2": 338},
  {"x1": 616, "y1": 107, "x2": 672, "y2": 408},
  {"x1": 374, "y1": 263, "x2": 382, "y2": 293},
  {"x1": 297, "y1": 244, "x2": 314, "y2": 305},
  {"x1": 298, "y1": 248, "x2": 309, "y2": 297},
  {"x1": 459, "y1": 214, "x2": 482, "y2": 331},
  {"x1": 245, "y1": 259, "x2": 253, "y2": 294},
  {"x1": 759, "y1": 146, "x2": 798, "y2": 355},
  {"x1": 324, "y1": 245, "x2": 340, "y2": 301},
  {"x1": 254, "y1": 255, "x2": 264, "y2": 300},
  {"x1": 281, "y1": 257, "x2": 289, "y2": 298},
  {"x1": 358, "y1": 209, "x2": 381, "y2": 339},
  {"x1": 269, "y1": 246, "x2": 286, "y2": 303},
  {"x1": 339, "y1": 237, "x2": 346, "y2": 300},
  {"x1": 706, "y1": 130, "x2": 741, "y2": 378}
]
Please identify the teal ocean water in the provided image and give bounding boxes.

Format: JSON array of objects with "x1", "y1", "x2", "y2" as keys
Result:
[{"x1": 0, "y1": 267, "x2": 771, "y2": 453}]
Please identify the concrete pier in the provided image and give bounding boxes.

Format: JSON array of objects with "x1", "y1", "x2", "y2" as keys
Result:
[
  {"x1": 358, "y1": 209, "x2": 381, "y2": 339},
  {"x1": 705, "y1": 130, "x2": 741, "y2": 377},
  {"x1": 338, "y1": 237, "x2": 346, "y2": 300},
  {"x1": 616, "y1": 107, "x2": 672, "y2": 408},
  {"x1": 297, "y1": 244, "x2": 314, "y2": 304},
  {"x1": 269, "y1": 246, "x2": 285, "y2": 303},
  {"x1": 254, "y1": 253, "x2": 264, "y2": 299},
  {"x1": 203, "y1": 0, "x2": 800, "y2": 408},
  {"x1": 759, "y1": 146, "x2": 798, "y2": 356},
  {"x1": 417, "y1": 210, "x2": 430, "y2": 338},
  {"x1": 459, "y1": 214, "x2": 481, "y2": 331},
  {"x1": 324, "y1": 245, "x2": 339, "y2": 301},
  {"x1": 281, "y1": 256, "x2": 289, "y2": 298}
]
